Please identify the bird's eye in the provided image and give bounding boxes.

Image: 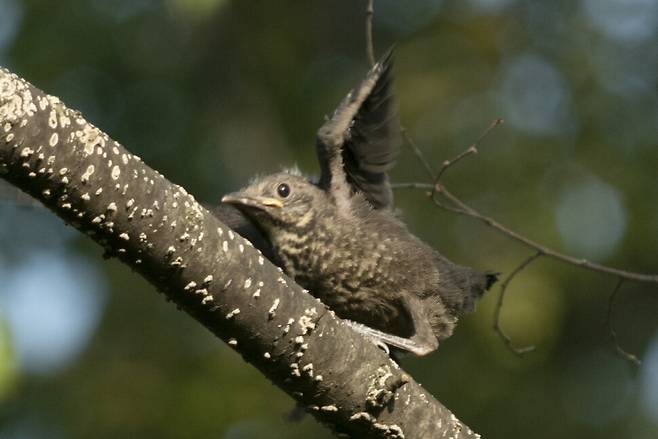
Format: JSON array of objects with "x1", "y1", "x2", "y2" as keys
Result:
[{"x1": 277, "y1": 183, "x2": 290, "y2": 198}]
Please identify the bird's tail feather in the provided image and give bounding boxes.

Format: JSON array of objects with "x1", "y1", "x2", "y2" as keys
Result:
[{"x1": 434, "y1": 253, "x2": 498, "y2": 315}]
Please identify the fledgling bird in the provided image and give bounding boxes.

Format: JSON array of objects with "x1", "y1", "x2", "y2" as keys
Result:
[{"x1": 221, "y1": 51, "x2": 496, "y2": 355}]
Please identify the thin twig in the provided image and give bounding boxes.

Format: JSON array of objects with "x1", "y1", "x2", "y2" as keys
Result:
[
  {"x1": 493, "y1": 252, "x2": 542, "y2": 356},
  {"x1": 404, "y1": 119, "x2": 502, "y2": 216},
  {"x1": 365, "y1": 0, "x2": 375, "y2": 67},
  {"x1": 434, "y1": 146, "x2": 478, "y2": 185},
  {"x1": 392, "y1": 182, "x2": 434, "y2": 190},
  {"x1": 391, "y1": 181, "x2": 467, "y2": 214},
  {"x1": 400, "y1": 126, "x2": 436, "y2": 179},
  {"x1": 606, "y1": 279, "x2": 641, "y2": 366},
  {"x1": 434, "y1": 118, "x2": 503, "y2": 184}
]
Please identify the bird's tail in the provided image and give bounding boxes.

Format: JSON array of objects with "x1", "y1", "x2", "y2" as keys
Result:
[
  {"x1": 435, "y1": 253, "x2": 498, "y2": 315},
  {"x1": 485, "y1": 271, "x2": 499, "y2": 290}
]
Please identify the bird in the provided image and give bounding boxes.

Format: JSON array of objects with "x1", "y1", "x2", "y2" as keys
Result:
[{"x1": 219, "y1": 50, "x2": 497, "y2": 356}]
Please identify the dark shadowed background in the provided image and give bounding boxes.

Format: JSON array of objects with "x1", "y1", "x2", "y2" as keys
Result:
[{"x1": 1, "y1": 0, "x2": 657, "y2": 438}]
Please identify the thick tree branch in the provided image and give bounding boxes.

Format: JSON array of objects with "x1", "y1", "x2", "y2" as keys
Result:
[{"x1": 0, "y1": 68, "x2": 481, "y2": 438}]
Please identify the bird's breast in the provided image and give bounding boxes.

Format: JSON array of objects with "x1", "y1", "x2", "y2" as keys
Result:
[{"x1": 271, "y1": 224, "x2": 399, "y2": 300}]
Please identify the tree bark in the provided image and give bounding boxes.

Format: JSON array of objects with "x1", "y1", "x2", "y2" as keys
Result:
[{"x1": 0, "y1": 67, "x2": 480, "y2": 439}]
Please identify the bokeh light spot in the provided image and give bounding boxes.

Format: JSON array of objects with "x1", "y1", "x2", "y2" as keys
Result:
[
  {"x1": 554, "y1": 177, "x2": 626, "y2": 260},
  {"x1": 497, "y1": 53, "x2": 574, "y2": 136},
  {"x1": 582, "y1": 0, "x2": 658, "y2": 44},
  {"x1": 590, "y1": 40, "x2": 658, "y2": 99},
  {"x1": 0, "y1": 251, "x2": 107, "y2": 375},
  {"x1": 466, "y1": 0, "x2": 516, "y2": 13},
  {"x1": 0, "y1": 0, "x2": 22, "y2": 54}
]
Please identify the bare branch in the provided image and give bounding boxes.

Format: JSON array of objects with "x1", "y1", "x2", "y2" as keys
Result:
[
  {"x1": 365, "y1": 0, "x2": 376, "y2": 67},
  {"x1": 434, "y1": 118, "x2": 503, "y2": 185},
  {"x1": 493, "y1": 252, "x2": 542, "y2": 356},
  {"x1": 398, "y1": 121, "x2": 656, "y2": 360},
  {"x1": 392, "y1": 182, "x2": 434, "y2": 191},
  {"x1": 395, "y1": 139, "x2": 658, "y2": 286},
  {"x1": 391, "y1": 182, "x2": 462, "y2": 215},
  {"x1": 606, "y1": 279, "x2": 641, "y2": 366},
  {"x1": 400, "y1": 126, "x2": 436, "y2": 180},
  {"x1": 434, "y1": 146, "x2": 478, "y2": 185},
  {"x1": 437, "y1": 184, "x2": 658, "y2": 284}
]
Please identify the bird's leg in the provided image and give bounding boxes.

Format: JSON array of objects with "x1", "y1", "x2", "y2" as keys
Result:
[
  {"x1": 342, "y1": 320, "x2": 437, "y2": 357},
  {"x1": 342, "y1": 295, "x2": 440, "y2": 356}
]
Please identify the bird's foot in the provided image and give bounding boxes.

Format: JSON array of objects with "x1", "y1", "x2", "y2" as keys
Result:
[
  {"x1": 342, "y1": 320, "x2": 437, "y2": 356},
  {"x1": 374, "y1": 340, "x2": 390, "y2": 355}
]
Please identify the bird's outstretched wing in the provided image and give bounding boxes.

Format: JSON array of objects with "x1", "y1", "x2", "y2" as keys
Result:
[{"x1": 316, "y1": 49, "x2": 398, "y2": 210}]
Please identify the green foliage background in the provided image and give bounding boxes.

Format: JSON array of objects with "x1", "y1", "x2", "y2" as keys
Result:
[{"x1": 1, "y1": 0, "x2": 657, "y2": 438}]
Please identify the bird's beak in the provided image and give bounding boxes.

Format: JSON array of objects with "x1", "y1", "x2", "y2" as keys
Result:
[{"x1": 221, "y1": 194, "x2": 283, "y2": 210}]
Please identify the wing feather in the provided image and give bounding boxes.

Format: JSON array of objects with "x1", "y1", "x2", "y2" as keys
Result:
[{"x1": 316, "y1": 49, "x2": 398, "y2": 210}]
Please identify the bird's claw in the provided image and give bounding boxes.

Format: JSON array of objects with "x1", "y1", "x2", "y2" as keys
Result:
[{"x1": 374, "y1": 340, "x2": 390, "y2": 355}]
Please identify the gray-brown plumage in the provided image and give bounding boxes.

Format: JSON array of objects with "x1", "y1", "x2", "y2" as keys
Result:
[{"x1": 221, "y1": 51, "x2": 496, "y2": 355}]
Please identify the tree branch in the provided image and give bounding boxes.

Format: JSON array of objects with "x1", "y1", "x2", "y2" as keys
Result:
[
  {"x1": 396, "y1": 118, "x2": 658, "y2": 288},
  {"x1": 0, "y1": 68, "x2": 481, "y2": 438},
  {"x1": 394, "y1": 179, "x2": 658, "y2": 285},
  {"x1": 433, "y1": 118, "x2": 503, "y2": 186}
]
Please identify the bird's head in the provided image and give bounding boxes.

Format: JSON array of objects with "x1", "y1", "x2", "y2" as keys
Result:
[{"x1": 221, "y1": 172, "x2": 328, "y2": 236}]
